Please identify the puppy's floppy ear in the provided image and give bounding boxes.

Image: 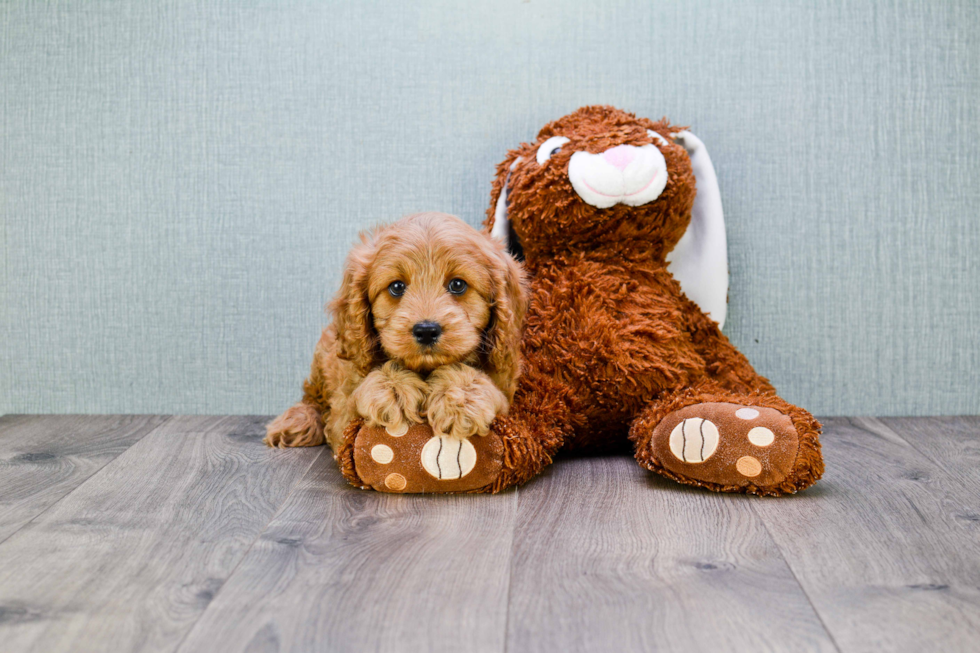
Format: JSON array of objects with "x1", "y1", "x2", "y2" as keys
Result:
[
  {"x1": 329, "y1": 230, "x2": 380, "y2": 375},
  {"x1": 483, "y1": 246, "x2": 528, "y2": 403}
]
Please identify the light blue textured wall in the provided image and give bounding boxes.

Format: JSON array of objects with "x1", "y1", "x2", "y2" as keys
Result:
[{"x1": 2, "y1": 0, "x2": 978, "y2": 416}]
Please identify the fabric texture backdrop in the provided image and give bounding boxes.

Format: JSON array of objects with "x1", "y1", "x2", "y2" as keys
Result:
[{"x1": 2, "y1": 0, "x2": 978, "y2": 416}]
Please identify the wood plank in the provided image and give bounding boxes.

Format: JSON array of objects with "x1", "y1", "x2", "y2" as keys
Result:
[
  {"x1": 879, "y1": 416, "x2": 980, "y2": 493},
  {"x1": 751, "y1": 417, "x2": 980, "y2": 652},
  {"x1": 0, "y1": 415, "x2": 321, "y2": 653},
  {"x1": 506, "y1": 455, "x2": 836, "y2": 653},
  {"x1": 177, "y1": 460, "x2": 516, "y2": 653},
  {"x1": 0, "y1": 415, "x2": 169, "y2": 543}
]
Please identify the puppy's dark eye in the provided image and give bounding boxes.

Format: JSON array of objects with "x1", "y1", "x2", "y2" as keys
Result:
[
  {"x1": 447, "y1": 278, "x2": 468, "y2": 295},
  {"x1": 388, "y1": 281, "x2": 406, "y2": 297}
]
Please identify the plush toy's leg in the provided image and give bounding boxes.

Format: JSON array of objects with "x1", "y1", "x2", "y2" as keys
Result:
[
  {"x1": 629, "y1": 379, "x2": 823, "y2": 496},
  {"x1": 483, "y1": 373, "x2": 572, "y2": 493},
  {"x1": 335, "y1": 367, "x2": 572, "y2": 494}
]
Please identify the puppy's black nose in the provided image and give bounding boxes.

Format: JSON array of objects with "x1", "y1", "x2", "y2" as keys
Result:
[{"x1": 412, "y1": 321, "x2": 442, "y2": 345}]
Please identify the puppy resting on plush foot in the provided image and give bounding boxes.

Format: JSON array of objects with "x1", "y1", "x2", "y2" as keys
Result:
[{"x1": 265, "y1": 212, "x2": 527, "y2": 458}]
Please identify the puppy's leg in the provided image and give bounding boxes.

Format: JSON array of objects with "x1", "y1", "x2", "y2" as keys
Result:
[
  {"x1": 265, "y1": 402, "x2": 325, "y2": 448},
  {"x1": 426, "y1": 364, "x2": 508, "y2": 440},
  {"x1": 352, "y1": 361, "x2": 427, "y2": 434}
]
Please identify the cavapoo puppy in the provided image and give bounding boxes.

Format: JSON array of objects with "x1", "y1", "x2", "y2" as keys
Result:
[{"x1": 265, "y1": 212, "x2": 527, "y2": 454}]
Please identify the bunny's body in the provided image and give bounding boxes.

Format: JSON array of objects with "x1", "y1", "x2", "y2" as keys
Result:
[{"x1": 480, "y1": 106, "x2": 823, "y2": 495}]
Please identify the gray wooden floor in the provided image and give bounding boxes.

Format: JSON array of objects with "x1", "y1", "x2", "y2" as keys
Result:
[{"x1": 0, "y1": 415, "x2": 978, "y2": 652}]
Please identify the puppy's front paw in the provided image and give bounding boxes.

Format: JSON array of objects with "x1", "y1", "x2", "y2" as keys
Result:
[
  {"x1": 353, "y1": 362, "x2": 427, "y2": 435},
  {"x1": 426, "y1": 365, "x2": 508, "y2": 440}
]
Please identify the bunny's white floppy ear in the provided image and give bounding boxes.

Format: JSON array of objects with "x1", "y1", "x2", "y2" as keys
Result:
[
  {"x1": 666, "y1": 131, "x2": 729, "y2": 330},
  {"x1": 490, "y1": 157, "x2": 522, "y2": 249}
]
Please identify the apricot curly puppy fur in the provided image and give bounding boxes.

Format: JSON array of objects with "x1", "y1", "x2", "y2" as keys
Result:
[{"x1": 265, "y1": 212, "x2": 527, "y2": 453}]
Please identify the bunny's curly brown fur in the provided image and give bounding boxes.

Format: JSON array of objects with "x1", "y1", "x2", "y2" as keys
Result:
[{"x1": 473, "y1": 105, "x2": 823, "y2": 495}]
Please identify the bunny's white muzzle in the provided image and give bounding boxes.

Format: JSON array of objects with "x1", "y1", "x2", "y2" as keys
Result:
[{"x1": 568, "y1": 143, "x2": 668, "y2": 209}]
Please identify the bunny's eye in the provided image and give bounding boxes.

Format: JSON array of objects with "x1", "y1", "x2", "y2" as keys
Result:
[
  {"x1": 388, "y1": 281, "x2": 406, "y2": 297},
  {"x1": 536, "y1": 136, "x2": 570, "y2": 165},
  {"x1": 647, "y1": 129, "x2": 670, "y2": 148}
]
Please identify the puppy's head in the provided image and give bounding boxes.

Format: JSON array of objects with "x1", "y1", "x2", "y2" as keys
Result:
[{"x1": 332, "y1": 212, "x2": 527, "y2": 397}]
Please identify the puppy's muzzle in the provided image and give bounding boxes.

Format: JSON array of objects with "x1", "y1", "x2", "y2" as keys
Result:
[{"x1": 412, "y1": 321, "x2": 442, "y2": 346}]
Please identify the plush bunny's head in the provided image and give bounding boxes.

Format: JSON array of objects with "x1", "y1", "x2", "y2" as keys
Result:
[
  {"x1": 486, "y1": 105, "x2": 730, "y2": 328},
  {"x1": 486, "y1": 105, "x2": 697, "y2": 260}
]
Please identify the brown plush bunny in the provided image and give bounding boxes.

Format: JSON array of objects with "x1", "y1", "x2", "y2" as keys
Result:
[
  {"x1": 336, "y1": 106, "x2": 823, "y2": 496},
  {"x1": 476, "y1": 105, "x2": 824, "y2": 495}
]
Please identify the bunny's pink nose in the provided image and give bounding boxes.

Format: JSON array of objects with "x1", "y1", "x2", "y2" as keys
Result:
[
  {"x1": 602, "y1": 145, "x2": 636, "y2": 170},
  {"x1": 603, "y1": 145, "x2": 636, "y2": 171}
]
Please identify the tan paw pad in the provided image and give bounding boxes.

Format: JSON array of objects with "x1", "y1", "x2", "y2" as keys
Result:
[
  {"x1": 747, "y1": 427, "x2": 775, "y2": 447},
  {"x1": 384, "y1": 473, "x2": 407, "y2": 491},
  {"x1": 736, "y1": 456, "x2": 762, "y2": 477},
  {"x1": 651, "y1": 402, "x2": 799, "y2": 487},
  {"x1": 668, "y1": 418, "x2": 719, "y2": 463},
  {"x1": 370, "y1": 444, "x2": 394, "y2": 464},
  {"x1": 421, "y1": 436, "x2": 477, "y2": 480},
  {"x1": 385, "y1": 423, "x2": 409, "y2": 437}
]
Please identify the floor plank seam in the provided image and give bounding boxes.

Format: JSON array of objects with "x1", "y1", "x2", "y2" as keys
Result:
[
  {"x1": 750, "y1": 500, "x2": 844, "y2": 653},
  {"x1": 869, "y1": 417, "x2": 968, "y2": 475},
  {"x1": 0, "y1": 415, "x2": 175, "y2": 549},
  {"x1": 500, "y1": 487, "x2": 519, "y2": 653},
  {"x1": 170, "y1": 445, "x2": 328, "y2": 653}
]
